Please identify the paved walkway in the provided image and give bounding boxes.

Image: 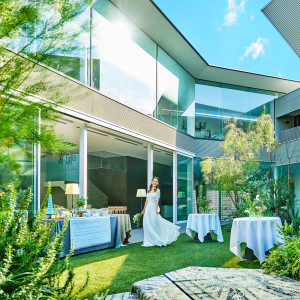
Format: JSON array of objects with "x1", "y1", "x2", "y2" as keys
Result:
[
  {"x1": 127, "y1": 223, "x2": 187, "y2": 244},
  {"x1": 104, "y1": 266, "x2": 300, "y2": 299}
]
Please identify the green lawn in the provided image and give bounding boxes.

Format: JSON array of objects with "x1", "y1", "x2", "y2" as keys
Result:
[{"x1": 69, "y1": 230, "x2": 261, "y2": 299}]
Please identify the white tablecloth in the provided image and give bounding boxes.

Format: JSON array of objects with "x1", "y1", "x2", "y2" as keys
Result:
[
  {"x1": 230, "y1": 217, "x2": 284, "y2": 264},
  {"x1": 186, "y1": 214, "x2": 224, "y2": 242},
  {"x1": 115, "y1": 214, "x2": 131, "y2": 244}
]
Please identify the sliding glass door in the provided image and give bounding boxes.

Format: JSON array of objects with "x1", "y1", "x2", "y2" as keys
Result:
[{"x1": 177, "y1": 154, "x2": 192, "y2": 221}]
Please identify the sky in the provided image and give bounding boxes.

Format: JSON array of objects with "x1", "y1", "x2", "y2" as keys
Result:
[{"x1": 153, "y1": 0, "x2": 300, "y2": 81}]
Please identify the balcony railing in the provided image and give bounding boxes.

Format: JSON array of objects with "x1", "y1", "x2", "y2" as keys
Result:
[{"x1": 280, "y1": 126, "x2": 300, "y2": 143}]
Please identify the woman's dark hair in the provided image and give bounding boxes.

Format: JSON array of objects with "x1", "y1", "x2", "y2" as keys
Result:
[{"x1": 148, "y1": 176, "x2": 159, "y2": 192}]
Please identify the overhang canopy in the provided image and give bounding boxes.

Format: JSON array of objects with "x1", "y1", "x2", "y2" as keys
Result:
[
  {"x1": 110, "y1": 0, "x2": 300, "y2": 94},
  {"x1": 262, "y1": 0, "x2": 300, "y2": 59}
]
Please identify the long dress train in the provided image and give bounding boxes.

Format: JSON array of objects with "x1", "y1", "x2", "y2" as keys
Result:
[{"x1": 142, "y1": 191, "x2": 180, "y2": 247}]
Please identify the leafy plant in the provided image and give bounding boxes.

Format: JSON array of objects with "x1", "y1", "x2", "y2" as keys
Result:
[
  {"x1": 133, "y1": 213, "x2": 142, "y2": 228},
  {"x1": 75, "y1": 197, "x2": 86, "y2": 207},
  {"x1": 0, "y1": 185, "x2": 88, "y2": 299},
  {"x1": 197, "y1": 196, "x2": 212, "y2": 214},
  {"x1": 0, "y1": 0, "x2": 93, "y2": 187},
  {"x1": 263, "y1": 222, "x2": 300, "y2": 280},
  {"x1": 243, "y1": 194, "x2": 267, "y2": 217}
]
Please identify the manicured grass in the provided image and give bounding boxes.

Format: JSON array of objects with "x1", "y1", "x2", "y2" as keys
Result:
[{"x1": 69, "y1": 230, "x2": 261, "y2": 299}]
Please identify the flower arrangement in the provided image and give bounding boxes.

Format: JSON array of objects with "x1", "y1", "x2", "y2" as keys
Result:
[
  {"x1": 76, "y1": 197, "x2": 86, "y2": 208},
  {"x1": 133, "y1": 213, "x2": 142, "y2": 227},
  {"x1": 197, "y1": 196, "x2": 212, "y2": 214},
  {"x1": 244, "y1": 194, "x2": 267, "y2": 217}
]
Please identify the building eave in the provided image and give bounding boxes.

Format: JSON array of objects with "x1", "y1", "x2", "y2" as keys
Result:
[{"x1": 110, "y1": 0, "x2": 300, "y2": 94}]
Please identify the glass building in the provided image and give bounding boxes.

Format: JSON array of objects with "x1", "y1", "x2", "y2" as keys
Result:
[{"x1": 4, "y1": 0, "x2": 300, "y2": 223}]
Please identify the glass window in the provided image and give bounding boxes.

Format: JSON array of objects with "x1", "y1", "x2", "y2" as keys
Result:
[
  {"x1": 91, "y1": 0, "x2": 156, "y2": 117},
  {"x1": 153, "y1": 148, "x2": 173, "y2": 222},
  {"x1": 40, "y1": 118, "x2": 80, "y2": 209},
  {"x1": 177, "y1": 154, "x2": 192, "y2": 221},
  {"x1": 195, "y1": 81, "x2": 276, "y2": 140},
  {"x1": 42, "y1": 7, "x2": 91, "y2": 86},
  {"x1": 87, "y1": 128, "x2": 147, "y2": 224},
  {"x1": 157, "y1": 47, "x2": 195, "y2": 135},
  {"x1": 0, "y1": 142, "x2": 35, "y2": 209}
]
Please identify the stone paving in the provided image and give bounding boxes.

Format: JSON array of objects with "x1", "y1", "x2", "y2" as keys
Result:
[{"x1": 104, "y1": 266, "x2": 300, "y2": 300}]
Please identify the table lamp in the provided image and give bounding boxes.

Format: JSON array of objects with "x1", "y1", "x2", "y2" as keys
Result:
[
  {"x1": 65, "y1": 183, "x2": 80, "y2": 214},
  {"x1": 136, "y1": 189, "x2": 147, "y2": 211}
]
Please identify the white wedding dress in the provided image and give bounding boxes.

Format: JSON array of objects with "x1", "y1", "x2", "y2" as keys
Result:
[{"x1": 142, "y1": 191, "x2": 180, "y2": 247}]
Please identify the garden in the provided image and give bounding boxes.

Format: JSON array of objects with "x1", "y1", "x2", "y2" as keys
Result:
[{"x1": 0, "y1": 0, "x2": 300, "y2": 299}]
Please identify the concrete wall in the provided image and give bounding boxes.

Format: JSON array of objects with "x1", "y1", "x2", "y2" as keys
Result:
[{"x1": 275, "y1": 88, "x2": 300, "y2": 118}]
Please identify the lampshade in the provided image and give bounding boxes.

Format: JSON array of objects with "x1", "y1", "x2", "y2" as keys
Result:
[
  {"x1": 136, "y1": 189, "x2": 147, "y2": 197},
  {"x1": 65, "y1": 183, "x2": 80, "y2": 195},
  {"x1": 178, "y1": 191, "x2": 186, "y2": 198}
]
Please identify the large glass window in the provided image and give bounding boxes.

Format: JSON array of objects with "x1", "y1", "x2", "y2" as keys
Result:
[
  {"x1": 40, "y1": 117, "x2": 80, "y2": 209},
  {"x1": 91, "y1": 0, "x2": 156, "y2": 117},
  {"x1": 0, "y1": 143, "x2": 35, "y2": 209},
  {"x1": 177, "y1": 154, "x2": 192, "y2": 221},
  {"x1": 157, "y1": 47, "x2": 195, "y2": 135},
  {"x1": 42, "y1": 6, "x2": 91, "y2": 86},
  {"x1": 153, "y1": 148, "x2": 173, "y2": 222},
  {"x1": 195, "y1": 81, "x2": 276, "y2": 140},
  {"x1": 87, "y1": 127, "x2": 148, "y2": 223}
]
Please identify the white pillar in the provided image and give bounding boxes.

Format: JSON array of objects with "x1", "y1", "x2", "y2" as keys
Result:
[
  {"x1": 187, "y1": 157, "x2": 193, "y2": 215},
  {"x1": 34, "y1": 110, "x2": 41, "y2": 212},
  {"x1": 147, "y1": 145, "x2": 153, "y2": 189},
  {"x1": 173, "y1": 151, "x2": 177, "y2": 224},
  {"x1": 80, "y1": 125, "x2": 87, "y2": 208}
]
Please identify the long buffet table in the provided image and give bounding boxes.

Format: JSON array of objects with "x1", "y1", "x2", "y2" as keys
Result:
[{"x1": 57, "y1": 216, "x2": 121, "y2": 257}]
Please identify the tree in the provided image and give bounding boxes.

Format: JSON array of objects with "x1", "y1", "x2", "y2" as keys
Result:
[
  {"x1": 0, "y1": 0, "x2": 93, "y2": 185},
  {"x1": 200, "y1": 119, "x2": 261, "y2": 207},
  {"x1": 254, "y1": 110, "x2": 280, "y2": 215},
  {"x1": 200, "y1": 111, "x2": 277, "y2": 209}
]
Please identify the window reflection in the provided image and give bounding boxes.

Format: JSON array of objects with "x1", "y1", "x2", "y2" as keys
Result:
[
  {"x1": 157, "y1": 47, "x2": 195, "y2": 135},
  {"x1": 43, "y1": 7, "x2": 91, "y2": 86},
  {"x1": 92, "y1": 0, "x2": 156, "y2": 117},
  {"x1": 195, "y1": 82, "x2": 275, "y2": 140},
  {"x1": 177, "y1": 155, "x2": 192, "y2": 221}
]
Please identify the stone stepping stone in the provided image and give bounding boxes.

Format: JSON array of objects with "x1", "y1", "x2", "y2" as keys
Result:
[
  {"x1": 132, "y1": 266, "x2": 300, "y2": 299},
  {"x1": 104, "y1": 266, "x2": 300, "y2": 299},
  {"x1": 102, "y1": 292, "x2": 137, "y2": 300}
]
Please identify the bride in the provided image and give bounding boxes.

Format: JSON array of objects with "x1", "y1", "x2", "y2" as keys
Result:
[{"x1": 141, "y1": 176, "x2": 180, "y2": 247}]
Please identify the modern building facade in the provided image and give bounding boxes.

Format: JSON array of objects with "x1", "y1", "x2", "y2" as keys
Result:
[{"x1": 6, "y1": 0, "x2": 300, "y2": 223}]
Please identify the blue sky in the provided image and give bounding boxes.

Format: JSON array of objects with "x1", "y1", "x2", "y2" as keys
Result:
[{"x1": 153, "y1": 0, "x2": 300, "y2": 80}]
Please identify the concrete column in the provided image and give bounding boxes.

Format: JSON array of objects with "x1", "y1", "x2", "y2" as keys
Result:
[
  {"x1": 80, "y1": 125, "x2": 88, "y2": 208},
  {"x1": 173, "y1": 151, "x2": 177, "y2": 224},
  {"x1": 147, "y1": 145, "x2": 153, "y2": 189}
]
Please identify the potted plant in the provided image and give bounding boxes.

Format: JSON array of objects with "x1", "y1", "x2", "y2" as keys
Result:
[
  {"x1": 75, "y1": 197, "x2": 87, "y2": 217},
  {"x1": 76, "y1": 197, "x2": 86, "y2": 208}
]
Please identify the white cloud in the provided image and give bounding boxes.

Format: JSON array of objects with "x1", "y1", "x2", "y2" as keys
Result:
[
  {"x1": 240, "y1": 37, "x2": 269, "y2": 60},
  {"x1": 223, "y1": 0, "x2": 247, "y2": 26},
  {"x1": 278, "y1": 71, "x2": 282, "y2": 77},
  {"x1": 250, "y1": 15, "x2": 255, "y2": 21}
]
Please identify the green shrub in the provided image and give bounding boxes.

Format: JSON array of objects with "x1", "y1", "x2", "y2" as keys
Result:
[
  {"x1": 0, "y1": 185, "x2": 88, "y2": 299},
  {"x1": 263, "y1": 222, "x2": 300, "y2": 280}
]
